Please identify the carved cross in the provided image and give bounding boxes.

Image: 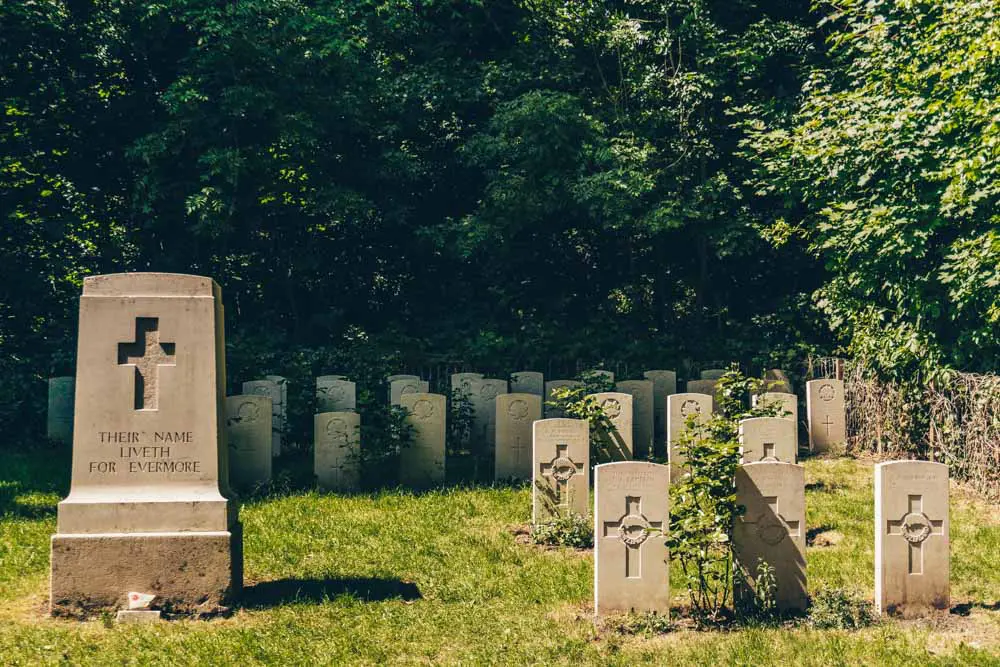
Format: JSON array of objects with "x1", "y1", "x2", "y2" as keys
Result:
[
  {"x1": 742, "y1": 495, "x2": 800, "y2": 545},
  {"x1": 539, "y1": 444, "x2": 584, "y2": 509},
  {"x1": 117, "y1": 317, "x2": 175, "y2": 410},
  {"x1": 762, "y1": 442, "x2": 777, "y2": 461},
  {"x1": 822, "y1": 414, "x2": 835, "y2": 437},
  {"x1": 887, "y1": 495, "x2": 944, "y2": 574},
  {"x1": 602, "y1": 496, "x2": 662, "y2": 579},
  {"x1": 512, "y1": 434, "x2": 527, "y2": 467}
]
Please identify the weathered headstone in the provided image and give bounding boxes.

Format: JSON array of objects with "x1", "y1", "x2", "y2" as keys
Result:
[
  {"x1": 686, "y1": 378, "x2": 717, "y2": 397},
  {"x1": 494, "y1": 393, "x2": 542, "y2": 480},
  {"x1": 510, "y1": 371, "x2": 544, "y2": 397},
  {"x1": 764, "y1": 369, "x2": 793, "y2": 394},
  {"x1": 806, "y1": 379, "x2": 846, "y2": 452},
  {"x1": 739, "y1": 417, "x2": 797, "y2": 464},
  {"x1": 387, "y1": 374, "x2": 419, "y2": 384},
  {"x1": 225, "y1": 395, "x2": 272, "y2": 489},
  {"x1": 314, "y1": 411, "x2": 360, "y2": 492},
  {"x1": 243, "y1": 379, "x2": 283, "y2": 457},
  {"x1": 450, "y1": 372, "x2": 484, "y2": 396},
  {"x1": 543, "y1": 379, "x2": 583, "y2": 418},
  {"x1": 469, "y1": 378, "x2": 508, "y2": 453},
  {"x1": 317, "y1": 378, "x2": 356, "y2": 413},
  {"x1": 616, "y1": 380, "x2": 654, "y2": 460},
  {"x1": 734, "y1": 461, "x2": 807, "y2": 612},
  {"x1": 753, "y1": 391, "x2": 798, "y2": 450},
  {"x1": 701, "y1": 368, "x2": 727, "y2": 381},
  {"x1": 666, "y1": 393, "x2": 713, "y2": 481},
  {"x1": 399, "y1": 393, "x2": 446, "y2": 487},
  {"x1": 589, "y1": 392, "x2": 634, "y2": 460},
  {"x1": 265, "y1": 375, "x2": 288, "y2": 452},
  {"x1": 47, "y1": 376, "x2": 76, "y2": 444},
  {"x1": 875, "y1": 461, "x2": 949, "y2": 616},
  {"x1": 594, "y1": 461, "x2": 670, "y2": 617},
  {"x1": 390, "y1": 377, "x2": 427, "y2": 407},
  {"x1": 532, "y1": 418, "x2": 589, "y2": 523},
  {"x1": 50, "y1": 273, "x2": 241, "y2": 616},
  {"x1": 643, "y1": 370, "x2": 677, "y2": 458}
]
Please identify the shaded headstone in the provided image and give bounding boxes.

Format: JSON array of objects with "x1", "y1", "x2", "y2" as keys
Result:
[
  {"x1": 399, "y1": 393, "x2": 446, "y2": 486},
  {"x1": 387, "y1": 374, "x2": 419, "y2": 384},
  {"x1": 243, "y1": 379, "x2": 283, "y2": 457},
  {"x1": 469, "y1": 378, "x2": 508, "y2": 454},
  {"x1": 734, "y1": 461, "x2": 807, "y2": 612},
  {"x1": 450, "y1": 372, "x2": 484, "y2": 396},
  {"x1": 314, "y1": 411, "x2": 360, "y2": 492},
  {"x1": 753, "y1": 391, "x2": 798, "y2": 450},
  {"x1": 764, "y1": 369, "x2": 793, "y2": 394},
  {"x1": 511, "y1": 371, "x2": 544, "y2": 398},
  {"x1": 532, "y1": 418, "x2": 589, "y2": 523},
  {"x1": 701, "y1": 368, "x2": 727, "y2": 381},
  {"x1": 544, "y1": 380, "x2": 583, "y2": 418},
  {"x1": 225, "y1": 395, "x2": 272, "y2": 489},
  {"x1": 616, "y1": 380, "x2": 654, "y2": 460},
  {"x1": 739, "y1": 417, "x2": 797, "y2": 464},
  {"x1": 494, "y1": 393, "x2": 542, "y2": 480},
  {"x1": 265, "y1": 375, "x2": 288, "y2": 451},
  {"x1": 875, "y1": 461, "x2": 949, "y2": 616},
  {"x1": 50, "y1": 273, "x2": 241, "y2": 616},
  {"x1": 317, "y1": 378, "x2": 356, "y2": 413},
  {"x1": 686, "y1": 379, "x2": 718, "y2": 410},
  {"x1": 666, "y1": 393, "x2": 713, "y2": 481},
  {"x1": 594, "y1": 461, "x2": 670, "y2": 617},
  {"x1": 47, "y1": 376, "x2": 75, "y2": 444},
  {"x1": 589, "y1": 392, "x2": 634, "y2": 460},
  {"x1": 390, "y1": 377, "x2": 427, "y2": 407},
  {"x1": 643, "y1": 370, "x2": 677, "y2": 458},
  {"x1": 806, "y1": 379, "x2": 846, "y2": 452}
]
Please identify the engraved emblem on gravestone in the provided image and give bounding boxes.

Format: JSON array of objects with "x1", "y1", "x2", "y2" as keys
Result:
[
  {"x1": 237, "y1": 400, "x2": 260, "y2": 424},
  {"x1": 413, "y1": 399, "x2": 434, "y2": 420},
  {"x1": 602, "y1": 496, "x2": 663, "y2": 577},
  {"x1": 743, "y1": 496, "x2": 800, "y2": 546},
  {"x1": 601, "y1": 398, "x2": 622, "y2": 419},
  {"x1": 887, "y1": 495, "x2": 944, "y2": 573},
  {"x1": 540, "y1": 444, "x2": 584, "y2": 508},
  {"x1": 117, "y1": 317, "x2": 176, "y2": 410},
  {"x1": 680, "y1": 399, "x2": 702, "y2": 417},
  {"x1": 252, "y1": 386, "x2": 270, "y2": 397},
  {"x1": 481, "y1": 384, "x2": 499, "y2": 400},
  {"x1": 819, "y1": 383, "x2": 835, "y2": 401},
  {"x1": 325, "y1": 416, "x2": 348, "y2": 441},
  {"x1": 508, "y1": 399, "x2": 529, "y2": 421}
]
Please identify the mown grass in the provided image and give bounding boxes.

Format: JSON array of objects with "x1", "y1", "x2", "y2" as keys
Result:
[{"x1": 0, "y1": 443, "x2": 998, "y2": 665}]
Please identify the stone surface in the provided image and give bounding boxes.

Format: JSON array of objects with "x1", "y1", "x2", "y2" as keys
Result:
[
  {"x1": 875, "y1": 461, "x2": 950, "y2": 616},
  {"x1": 50, "y1": 273, "x2": 241, "y2": 617},
  {"x1": 390, "y1": 377, "x2": 426, "y2": 407},
  {"x1": 616, "y1": 380, "x2": 654, "y2": 460},
  {"x1": 494, "y1": 393, "x2": 542, "y2": 480},
  {"x1": 764, "y1": 369, "x2": 793, "y2": 394},
  {"x1": 399, "y1": 393, "x2": 446, "y2": 487},
  {"x1": 532, "y1": 418, "x2": 589, "y2": 523},
  {"x1": 594, "y1": 461, "x2": 670, "y2": 617},
  {"x1": 643, "y1": 370, "x2": 677, "y2": 458},
  {"x1": 316, "y1": 378, "x2": 356, "y2": 413},
  {"x1": 315, "y1": 411, "x2": 360, "y2": 492},
  {"x1": 387, "y1": 374, "x2": 419, "y2": 384},
  {"x1": 806, "y1": 379, "x2": 846, "y2": 452},
  {"x1": 739, "y1": 417, "x2": 797, "y2": 464},
  {"x1": 265, "y1": 375, "x2": 288, "y2": 453},
  {"x1": 666, "y1": 393, "x2": 713, "y2": 481},
  {"x1": 543, "y1": 380, "x2": 583, "y2": 418},
  {"x1": 225, "y1": 395, "x2": 272, "y2": 489},
  {"x1": 510, "y1": 371, "x2": 544, "y2": 397},
  {"x1": 450, "y1": 372, "x2": 484, "y2": 397},
  {"x1": 589, "y1": 392, "x2": 633, "y2": 460},
  {"x1": 753, "y1": 391, "x2": 799, "y2": 450},
  {"x1": 116, "y1": 610, "x2": 161, "y2": 624},
  {"x1": 242, "y1": 379, "x2": 283, "y2": 457},
  {"x1": 686, "y1": 379, "x2": 718, "y2": 410},
  {"x1": 734, "y1": 462, "x2": 807, "y2": 612},
  {"x1": 469, "y1": 378, "x2": 508, "y2": 454},
  {"x1": 47, "y1": 376, "x2": 75, "y2": 443},
  {"x1": 700, "y1": 368, "x2": 727, "y2": 381}
]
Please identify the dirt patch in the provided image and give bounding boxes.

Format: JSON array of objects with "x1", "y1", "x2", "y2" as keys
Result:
[
  {"x1": 808, "y1": 530, "x2": 844, "y2": 547},
  {"x1": 507, "y1": 524, "x2": 592, "y2": 554}
]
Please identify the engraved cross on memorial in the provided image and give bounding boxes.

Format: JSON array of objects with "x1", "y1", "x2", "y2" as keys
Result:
[
  {"x1": 742, "y1": 495, "x2": 800, "y2": 545},
  {"x1": 886, "y1": 494, "x2": 945, "y2": 575},
  {"x1": 602, "y1": 496, "x2": 662, "y2": 578},
  {"x1": 540, "y1": 444, "x2": 584, "y2": 511},
  {"x1": 117, "y1": 317, "x2": 175, "y2": 410}
]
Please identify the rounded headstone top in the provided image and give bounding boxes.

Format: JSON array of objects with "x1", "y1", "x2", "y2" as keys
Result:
[{"x1": 83, "y1": 273, "x2": 218, "y2": 297}]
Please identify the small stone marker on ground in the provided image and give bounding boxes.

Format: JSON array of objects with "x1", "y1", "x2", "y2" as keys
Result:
[
  {"x1": 390, "y1": 377, "x2": 428, "y2": 407},
  {"x1": 666, "y1": 393, "x2": 713, "y2": 481},
  {"x1": 511, "y1": 371, "x2": 544, "y2": 397},
  {"x1": 764, "y1": 369, "x2": 793, "y2": 394},
  {"x1": 875, "y1": 460, "x2": 949, "y2": 616},
  {"x1": 589, "y1": 392, "x2": 633, "y2": 460},
  {"x1": 616, "y1": 380, "x2": 654, "y2": 460},
  {"x1": 543, "y1": 380, "x2": 583, "y2": 418},
  {"x1": 700, "y1": 368, "x2": 727, "y2": 381},
  {"x1": 753, "y1": 391, "x2": 799, "y2": 450},
  {"x1": 243, "y1": 379, "x2": 283, "y2": 457},
  {"x1": 50, "y1": 273, "x2": 241, "y2": 616},
  {"x1": 734, "y1": 461, "x2": 807, "y2": 612},
  {"x1": 317, "y1": 378, "x2": 356, "y2": 413},
  {"x1": 225, "y1": 395, "x2": 273, "y2": 488},
  {"x1": 495, "y1": 393, "x2": 542, "y2": 480},
  {"x1": 532, "y1": 418, "x2": 589, "y2": 523},
  {"x1": 594, "y1": 461, "x2": 670, "y2": 617},
  {"x1": 315, "y1": 411, "x2": 361, "y2": 492},
  {"x1": 400, "y1": 393, "x2": 446, "y2": 487},
  {"x1": 739, "y1": 417, "x2": 797, "y2": 464},
  {"x1": 806, "y1": 379, "x2": 846, "y2": 452},
  {"x1": 643, "y1": 370, "x2": 677, "y2": 457},
  {"x1": 47, "y1": 376, "x2": 75, "y2": 443}
]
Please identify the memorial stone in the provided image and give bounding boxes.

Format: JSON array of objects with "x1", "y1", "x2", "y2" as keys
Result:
[
  {"x1": 753, "y1": 391, "x2": 799, "y2": 450},
  {"x1": 510, "y1": 371, "x2": 544, "y2": 397},
  {"x1": 494, "y1": 393, "x2": 542, "y2": 480},
  {"x1": 589, "y1": 392, "x2": 634, "y2": 460},
  {"x1": 666, "y1": 393, "x2": 713, "y2": 481},
  {"x1": 225, "y1": 395, "x2": 272, "y2": 489},
  {"x1": 390, "y1": 377, "x2": 426, "y2": 407},
  {"x1": 532, "y1": 418, "x2": 589, "y2": 523},
  {"x1": 701, "y1": 368, "x2": 727, "y2": 381},
  {"x1": 47, "y1": 376, "x2": 76, "y2": 443},
  {"x1": 315, "y1": 411, "x2": 361, "y2": 492},
  {"x1": 50, "y1": 273, "x2": 241, "y2": 616},
  {"x1": 387, "y1": 374, "x2": 419, "y2": 384},
  {"x1": 544, "y1": 380, "x2": 583, "y2": 418},
  {"x1": 616, "y1": 380, "x2": 654, "y2": 459},
  {"x1": 265, "y1": 375, "x2": 288, "y2": 451},
  {"x1": 806, "y1": 379, "x2": 846, "y2": 452},
  {"x1": 317, "y1": 378, "x2": 356, "y2": 413},
  {"x1": 739, "y1": 417, "x2": 797, "y2": 464},
  {"x1": 469, "y1": 378, "x2": 508, "y2": 453},
  {"x1": 243, "y1": 379, "x2": 283, "y2": 457},
  {"x1": 400, "y1": 393, "x2": 446, "y2": 486},
  {"x1": 643, "y1": 370, "x2": 677, "y2": 457}
]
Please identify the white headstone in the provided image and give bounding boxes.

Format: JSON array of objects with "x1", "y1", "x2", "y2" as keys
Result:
[
  {"x1": 47, "y1": 376, "x2": 75, "y2": 444},
  {"x1": 589, "y1": 392, "x2": 633, "y2": 460},
  {"x1": 226, "y1": 395, "x2": 272, "y2": 489},
  {"x1": 510, "y1": 371, "x2": 544, "y2": 397},
  {"x1": 494, "y1": 393, "x2": 542, "y2": 480},
  {"x1": 739, "y1": 417, "x2": 797, "y2": 464},
  {"x1": 643, "y1": 370, "x2": 677, "y2": 458},
  {"x1": 314, "y1": 411, "x2": 360, "y2": 492},
  {"x1": 753, "y1": 391, "x2": 798, "y2": 451},
  {"x1": 616, "y1": 380, "x2": 654, "y2": 460},
  {"x1": 390, "y1": 377, "x2": 426, "y2": 407},
  {"x1": 532, "y1": 418, "x2": 589, "y2": 523},
  {"x1": 544, "y1": 380, "x2": 583, "y2": 418},
  {"x1": 243, "y1": 379, "x2": 283, "y2": 457},
  {"x1": 400, "y1": 393, "x2": 446, "y2": 486},
  {"x1": 806, "y1": 379, "x2": 846, "y2": 452},
  {"x1": 469, "y1": 378, "x2": 508, "y2": 453},
  {"x1": 317, "y1": 378, "x2": 356, "y2": 413},
  {"x1": 666, "y1": 393, "x2": 713, "y2": 481}
]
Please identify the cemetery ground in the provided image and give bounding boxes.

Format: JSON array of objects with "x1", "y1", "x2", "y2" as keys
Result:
[{"x1": 2, "y1": 447, "x2": 999, "y2": 665}]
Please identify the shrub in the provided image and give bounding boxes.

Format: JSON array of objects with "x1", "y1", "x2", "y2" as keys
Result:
[
  {"x1": 530, "y1": 514, "x2": 593, "y2": 549},
  {"x1": 808, "y1": 588, "x2": 875, "y2": 630}
]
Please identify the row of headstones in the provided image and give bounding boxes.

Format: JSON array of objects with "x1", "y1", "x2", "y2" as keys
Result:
[{"x1": 530, "y1": 423, "x2": 949, "y2": 619}]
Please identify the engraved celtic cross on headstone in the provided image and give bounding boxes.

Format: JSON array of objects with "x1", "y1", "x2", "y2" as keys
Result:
[
  {"x1": 540, "y1": 444, "x2": 584, "y2": 511},
  {"x1": 117, "y1": 317, "x2": 176, "y2": 410},
  {"x1": 887, "y1": 494, "x2": 945, "y2": 574},
  {"x1": 742, "y1": 495, "x2": 800, "y2": 545},
  {"x1": 602, "y1": 495, "x2": 662, "y2": 579}
]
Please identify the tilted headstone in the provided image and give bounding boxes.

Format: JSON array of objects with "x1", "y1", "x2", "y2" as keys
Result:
[
  {"x1": 594, "y1": 461, "x2": 670, "y2": 617},
  {"x1": 666, "y1": 393, "x2": 713, "y2": 481},
  {"x1": 739, "y1": 417, "x2": 797, "y2": 464},
  {"x1": 589, "y1": 392, "x2": 633, "y2": 460},
  {"x1": 243, "y1": 379, "x2": 283, "y2": 457},
  {"x1": 494, "y1": 393, "x2": 542, "y2": 480},
  {"x1": 875, "y1": 461, "x2": 949, "y2": 616},
  {"x1": 225, "y1": 395, "x2": 272, "y2": 489},
  {"x1": 390, "y1": 377, "x2": 427, "y2": 407},
  {"x1": 806, "y1": 379, "x2": 846, "y2": 452},
  {"x1": 399, "y1": 393, "x2": 446, "y2": 486},
  {"x1": 469, "y1": 378, "x2": 508, "y2": 453},
  {"x1": 47, "y1": 376, "x2": 76, "y2": 444},
  {"x1": 532, "y1": 418, "x2": 589, "y2": 523},
  {"x1": 315, "y1": 411, "x2": 360, "y2": 492},
  {"x1": 616, "y1": 380, "x2": 654, "y2": 460},
  {"x1": 543, "y1": 380, "x2": 583, "y2": 418},
  {"x1": 510, "y1": 371, "x2": 544, "y2": 397},
  {"x1": 753, "y1": 391, "x2": 798, "y2": 450},
  {"x1": 701, "y1": 368, "x2": 727, "y2": 381},
  {"x1": 317, "y1": 378, "x2": 356, "y2": 413},
  {"x1": 734, "y1": 461, "x2": 807, "y2": 612},
  {"x1": 50, "y1": 273, "x2": 241, "y2": 616},
  {"x1": 764, "y1": 368, "x2": 793, "y2": 394},
  {"x1": 643, "y1": 370, "x2": 677, "y2": 458}
]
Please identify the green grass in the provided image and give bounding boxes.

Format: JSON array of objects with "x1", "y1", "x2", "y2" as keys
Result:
[{"x1": 1, "y1": 444, "x2": 998, "y2": 665}]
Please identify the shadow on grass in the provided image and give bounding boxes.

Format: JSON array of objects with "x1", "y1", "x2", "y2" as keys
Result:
[
  {"x1": 951, "y1": 601, "x2": 1000, "y2": 616},
  {"x1": 240, "y1": 577, "x2": 422, "y2": 608},
  {"x1": 805, "y1": 525, "x2": 835, "y2": 545},
  {"x1": 0, "y1": 441, "x2": 70, "y2": 518}
]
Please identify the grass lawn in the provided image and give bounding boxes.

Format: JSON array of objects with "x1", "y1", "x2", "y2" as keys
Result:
[{"x1": 1, "y1": 444, "x2": 998, "y2": 665}]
